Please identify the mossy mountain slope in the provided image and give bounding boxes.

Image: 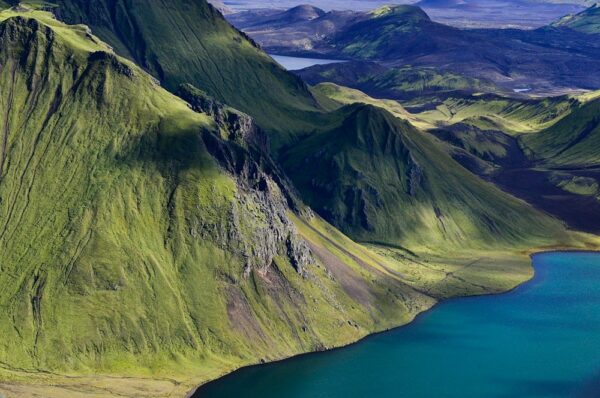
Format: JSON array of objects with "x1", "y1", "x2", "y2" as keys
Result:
[
  {"x1": 0, "y1": 11, "x2": 435, "y2": 395},
  {"x1": 46, "y1": 0, "x2": 320, "y2": 140},
  {"x1": 282, "y1": 103, "x2": 565, "y2": 250},
  {"x1": 521, "y1": 97, "x2": 600, "y2": 167},
  {"x1": 333, "y1": 5, "x2": 441, "y2": 59}
]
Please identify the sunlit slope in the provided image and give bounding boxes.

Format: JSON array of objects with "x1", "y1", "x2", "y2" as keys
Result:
[
  {"x1": 552, "y1": 3, "x2": 600, "y2": 33},
  {"x1": 281, "y1": 102, "x2": 566, "y2": 250},
  {"x1": 47, "y1": 0, "x2": 320, "y2": 142},
  {"x1": 300, "y1": 63, "x2": 501, "y2": 101},
  {"x1": 412, "y1": 95, "x2": 575, "y2": 134},
  {"x1": 521, "y1": 97, "x2": 600, "y2": 167},
  {"x1": 311, "y1": 83, "x2": 432, "y2": 129},
  {"x1": 0, "y1": 10, "x2": 438, "y2": 396},
  {"x1": 333, "y1": 5, "x2": 434, "y2": 59}
]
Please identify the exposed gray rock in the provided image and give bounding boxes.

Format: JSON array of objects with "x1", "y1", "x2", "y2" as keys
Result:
[{"x1": 178, "y1": 84, "x2": 314, "y2": 275}]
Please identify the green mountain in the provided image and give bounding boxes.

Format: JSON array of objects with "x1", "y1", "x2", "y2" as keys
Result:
[
  {"x1": 552, "y1": 3, "x2": 600, "y2": 33},
  {"x1": 521, "y1": 97, "x2": 600, "y2": 167},
  {"x1": 333, "y1": 5, "x2": 436, "y2": 59},
  {"x1": 44, "y1": 0, "x2": 321, "y2": 144},
  {"x1": 0, "y1": 4, "x2": 597, "y2": 398},
  {"x1": 0, "y1": 9, "x2": 441, "y2": 396},
  {"x1": 281, "y1": 100, "x2": 565, "y2": 250}
]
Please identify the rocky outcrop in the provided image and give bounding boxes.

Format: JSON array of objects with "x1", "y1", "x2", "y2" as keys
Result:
[
  {"x1": 176, "y1": 84, "x2": 313, "y2": 275},
  {"x1": 407, "y1": 154, "x2": 423, "y2": 196},
  {"x1": 177, "y1": 83, "x2": 268, "y2": 152}
]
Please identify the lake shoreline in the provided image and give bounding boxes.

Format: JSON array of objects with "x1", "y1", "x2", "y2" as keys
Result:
[{"x1": 189, "y1": 248, "x2": 600, "y2": 398}]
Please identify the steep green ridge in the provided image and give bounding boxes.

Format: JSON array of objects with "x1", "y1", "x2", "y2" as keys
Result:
[
  {"x1": 45, "y1": 0, "x2": 320, "y2": 144},
  {"x1": 281, "y1": 103, "x2": 565, "y2": 250},
  {"x1": 521, "y1": 97, "x2": 600, "y2": 166},
  {"x1": 0, "y1": 10, "x2": 440, "y2": 396},
  {"x1": 0, "y1": 5, "x2": 596, "y2": 398},
  {"x1": 552, "y1": 3, "x2": 600, "y2": 33},
  {"x1": 333, "y1": 5, "x2": 435, "y2": 59},
  {"x1": 310, "y1": 83, "x2": 600, "y2": 242}
]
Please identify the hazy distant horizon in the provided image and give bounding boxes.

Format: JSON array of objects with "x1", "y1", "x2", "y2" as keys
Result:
[
  {"x1": 224, "y1": 0, "x2": 414, "y2": 12},
  {"x1": 224, "y1": 0, "x2": 585, "y2": 29}
]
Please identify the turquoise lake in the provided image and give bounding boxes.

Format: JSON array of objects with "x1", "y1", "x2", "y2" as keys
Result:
[{"x1": 194, "y1": 252, "x2": 600, "y2": 398}]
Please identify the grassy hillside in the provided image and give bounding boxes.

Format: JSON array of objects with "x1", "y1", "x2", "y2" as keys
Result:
[
  {"x1": 0, "y1": 9, "x2": 448, "y2": 397},
  {"x1": 311, "y1": 83, "x2": 576, "y2": 132},
  {"x1": 1, "y1": 5, "x2": 599, "y2": 398},
  {"x1": 311, "y1": 83, "x2": 431, "y2": 128},
  {"x1": 298, "y1": 60, "x2": 582, "y2": 128},
  {"x1": 300, "y1": 62, "x2": 501, "y2": 101},
  {"x1": 413, "y1": 95, "x2": 575, "y2": 134},
  {"x1": 521, "y1": 97, "x2": 600, "y2": 166},
  {"x1": 45, "y1": 0, "x2": 321, "y2": 146},
  {"x1": 333, "y1": 5, "x2": 437, "y2": 59},
  {"x1": 281, "y1": 100, "x2": 567, "y2": 250},
  {"x1": 552, "y1": 3, "x2": 600, "y2": 33}
]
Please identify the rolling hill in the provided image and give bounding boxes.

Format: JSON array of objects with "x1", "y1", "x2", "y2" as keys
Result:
[
  {"x1": 299, "y1": 61, "x2": 502, "y2": 101},
  {"x1": 521, "y1": 97, "x2": 600, "y2": 167}
]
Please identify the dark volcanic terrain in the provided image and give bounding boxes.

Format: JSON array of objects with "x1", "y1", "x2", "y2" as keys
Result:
[{"x1": 229, "y1": 4, "x2": 600, "y2": 95}]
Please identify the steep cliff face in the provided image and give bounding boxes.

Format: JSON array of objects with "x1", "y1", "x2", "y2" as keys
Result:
[
  {"x1": 186, "y1": 98, "x2": 314, "y2": 273},
  {"x1": 0, "y1": 10, "x2": 435, "y2": 395}
]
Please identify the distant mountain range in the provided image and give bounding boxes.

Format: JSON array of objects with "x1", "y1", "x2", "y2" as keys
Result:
[{"x1": 230, "y1": 4, "x2": 600, "y2": 95}]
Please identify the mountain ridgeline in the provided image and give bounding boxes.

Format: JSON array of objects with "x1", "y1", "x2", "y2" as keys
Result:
[
  {"x1": 43, "y1": 0, "x2": 321, "y2": 141},
  {"x1": 0, "y1": 2, "x2": 597, "y2": 398},
  {"x1": 552, "y1": 3, "x2": 600, "y2": 33},
  {"x1": 0, "y1": 9, "x2": 441, "y2": 396},
  {"x1": 231, "y1": 4, "x2": 600, "y2": 95},
  {"x1": 281, "y1": 102, "x2": 563, "y2": 248}
]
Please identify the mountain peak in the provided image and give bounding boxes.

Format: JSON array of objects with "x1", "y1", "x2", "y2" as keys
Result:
[
  {"x1": 280, "y1": 4, "x2": 326, "y2": 23},
  {"x1": 369, "y1": 5, "x2": 430, "y2": 22}
]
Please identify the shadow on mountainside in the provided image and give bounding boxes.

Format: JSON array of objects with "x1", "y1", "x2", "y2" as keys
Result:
[{"x1": 432, "y1": 125, "x2": 600, "y2": 235}]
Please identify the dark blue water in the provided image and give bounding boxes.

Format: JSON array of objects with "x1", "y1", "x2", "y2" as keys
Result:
[{"x1": 194, "y1": 252, "x2": 600, "y2": 398}]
